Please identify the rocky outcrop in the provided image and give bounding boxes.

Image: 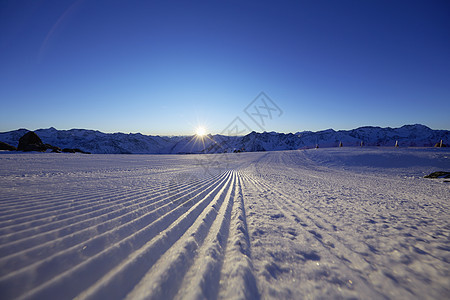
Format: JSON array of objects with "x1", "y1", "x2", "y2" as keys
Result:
[
  {"x1": 0, "y1": 141, "x2": 16, "y2": 151},
  {"x1": 45, "y1": 144, "x2": 62, "y2": 153},
  {"x1": 17, "y1": 131, "x2": 47, "y2": 152},
  {"x1": 424, "y1": 171, "x2": 450, "y2": 179},
  {"x1": 15, "y1": 131, "x2": 85, "y2": 153}
]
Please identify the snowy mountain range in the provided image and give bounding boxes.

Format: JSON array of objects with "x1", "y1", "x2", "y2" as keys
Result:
[{"x1": 0, "y1": 124, "x2": 448, "y2": 154}]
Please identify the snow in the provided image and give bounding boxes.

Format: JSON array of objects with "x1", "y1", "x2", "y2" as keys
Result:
[
  {"x1": 1, "y1": 124, "x2": 448, "y2": 154},
  {"x1": 0, "y1": 148, "x2": 449, "y2": 299}
]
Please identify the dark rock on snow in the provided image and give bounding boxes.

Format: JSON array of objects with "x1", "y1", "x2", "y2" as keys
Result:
[
  {"x1": 17, "y1": 131, "x2": 47, "y2": 152},
  {"x1": 0, "y1": 141, "x2": 16, "y2": 151},
  {"x1": 13, "y1": 131, "x2": 88, "y2": 153},
  {"x1": 45, "y1": 144, "x2": 62, "y2": 153},
  {"x1": 424, "y1": 171, "x2": 450, "y2": 179}
]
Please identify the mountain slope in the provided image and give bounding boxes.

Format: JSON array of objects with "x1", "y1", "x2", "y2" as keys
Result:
[{"x1": 0, "y1": 125, "x2": 448, "y2": 154}]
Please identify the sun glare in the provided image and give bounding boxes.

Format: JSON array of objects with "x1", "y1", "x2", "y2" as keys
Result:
[{"x1": 195, "y1": 126, "x2": 207, "y2": 137}]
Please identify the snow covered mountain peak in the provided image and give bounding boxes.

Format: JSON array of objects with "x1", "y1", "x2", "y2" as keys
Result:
[{"x1": 0, "y1": 124, "x2": 448, "y2": 154}]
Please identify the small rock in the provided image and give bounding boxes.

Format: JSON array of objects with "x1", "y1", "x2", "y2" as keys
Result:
[{"x1": 424, "y1": 171, "x2": 450, "y2": 179}]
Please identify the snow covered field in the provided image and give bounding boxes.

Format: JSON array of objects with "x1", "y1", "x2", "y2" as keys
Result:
[{"x1": 0, "y1": 148, "x2": 449, "y2": 299}]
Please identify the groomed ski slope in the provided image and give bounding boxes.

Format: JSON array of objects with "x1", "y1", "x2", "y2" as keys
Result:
[{"x1": 0, "y1": 148, "x2": 448, "y2": 299}]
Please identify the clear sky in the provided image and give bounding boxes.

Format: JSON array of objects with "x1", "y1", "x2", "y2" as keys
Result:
[{"x1": 1, "y1": 0, "x2": 449, "y2": 135}]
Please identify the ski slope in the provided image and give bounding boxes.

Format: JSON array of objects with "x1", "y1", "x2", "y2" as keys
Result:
[{"x1": 0, "y1": 148, "x2": 449, "y2": 299}]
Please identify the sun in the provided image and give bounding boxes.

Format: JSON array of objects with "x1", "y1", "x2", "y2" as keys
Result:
[{"x1": 195, "y1": 126, "x2": 207, "y2": 137}]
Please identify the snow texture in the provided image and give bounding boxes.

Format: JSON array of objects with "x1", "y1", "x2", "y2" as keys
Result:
[
  {"x1": 0, "y1": 124, "x2": 448, "y2": 154},
  {"x1": 0, "y1": 148, "x2": 449, "y2": 299}
]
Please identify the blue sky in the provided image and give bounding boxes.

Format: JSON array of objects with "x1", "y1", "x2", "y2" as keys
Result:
[{"x1": 1, "y1": 0, "x2": 449, "y2": 135}]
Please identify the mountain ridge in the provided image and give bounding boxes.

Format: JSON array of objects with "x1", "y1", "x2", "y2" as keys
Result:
[{"x1": 0, "y1": 124, "x2": 448, "y2": 154}]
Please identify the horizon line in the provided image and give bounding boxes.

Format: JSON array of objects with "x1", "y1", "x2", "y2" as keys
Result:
[{"x1": 1, "y1": 124, "x2": 449, "y2": 137}]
